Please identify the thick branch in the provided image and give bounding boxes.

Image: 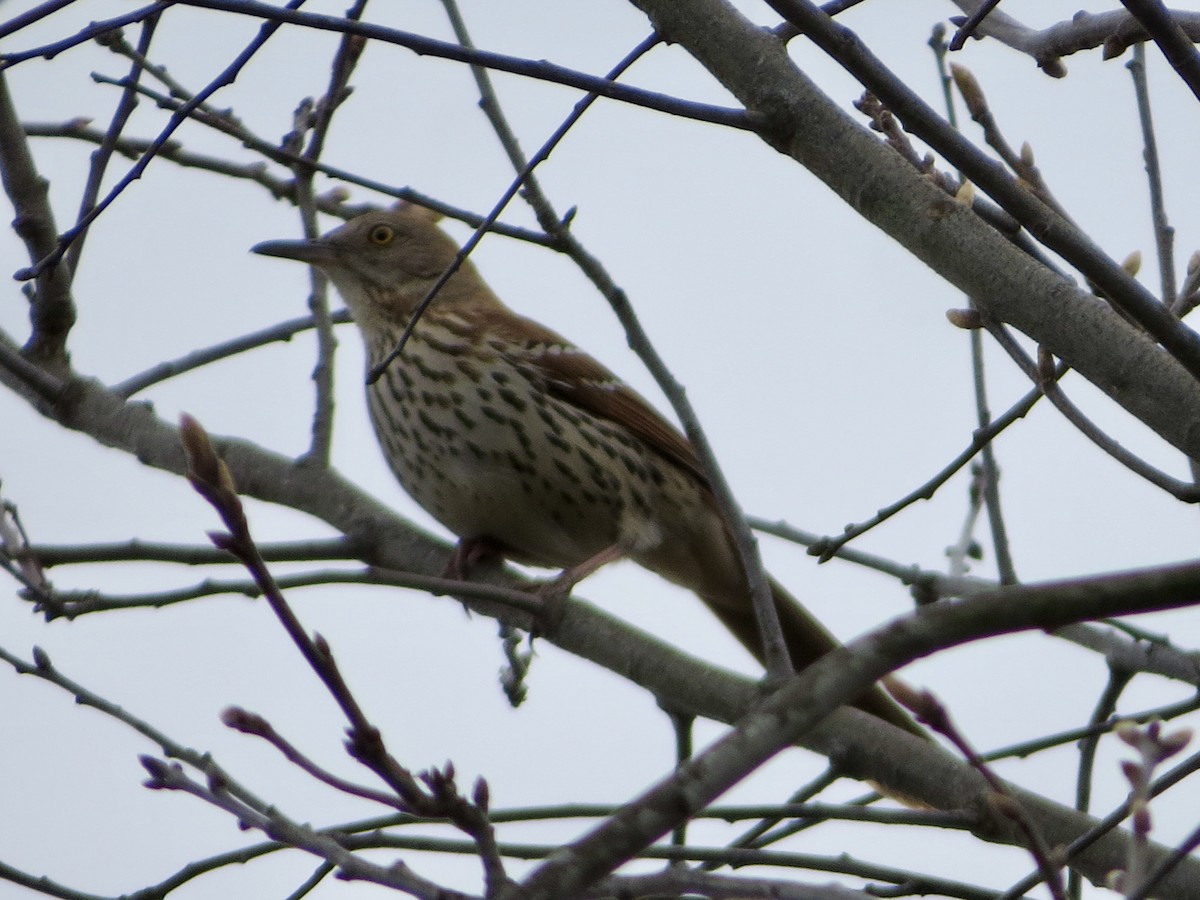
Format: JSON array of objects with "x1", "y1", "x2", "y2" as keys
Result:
[
  {"x1": 516, "y1": 562, "x2": 1200, "y2": 900},
  {"x1": 0, "y1": 70, "x2": 74, "y2": 365},
  {"x1": 947, "y1": 2, "x2": 1200, "y2": 74},
  {"x1": 8, "y1": 367, "x2": 1200, "y2": 898},
  {"x1": 630, "y1": 0, "x2": 1200, "y2": 464}
]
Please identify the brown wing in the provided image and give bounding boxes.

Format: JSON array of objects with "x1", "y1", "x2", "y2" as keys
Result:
[{"x1": 483, "y1": 309, "x2": 710, "y2": 487}]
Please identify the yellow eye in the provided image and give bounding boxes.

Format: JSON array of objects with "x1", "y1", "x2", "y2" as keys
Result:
[{"x1": 368, "y1": 224, "x2": 394, "y2": 246}]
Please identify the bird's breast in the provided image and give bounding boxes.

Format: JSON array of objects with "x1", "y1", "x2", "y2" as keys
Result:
[{"x1": 363, "y1": 326, "x2": 677, "y2": 569}]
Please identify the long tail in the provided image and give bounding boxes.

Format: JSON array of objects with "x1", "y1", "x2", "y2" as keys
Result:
[{"x1": 704, "y1": 577, "x2": 925, "y2": 738}]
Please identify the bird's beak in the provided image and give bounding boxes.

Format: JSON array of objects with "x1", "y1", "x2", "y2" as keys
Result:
[{"x1": 251, "y1": 237, "x2": 339, "y2": 267}]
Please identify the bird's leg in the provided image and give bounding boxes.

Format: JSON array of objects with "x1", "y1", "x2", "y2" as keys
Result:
[
  {"x1": 442, "y1": 536, "x2": 509, "y2": 600},
  {"x1": 534, "y1": 543, "x2": 627, "y2": 632}
]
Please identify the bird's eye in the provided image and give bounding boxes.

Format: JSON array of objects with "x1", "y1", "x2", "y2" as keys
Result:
[{"x1": 368, "y1": 224, "x2": 395, "y2": 246}]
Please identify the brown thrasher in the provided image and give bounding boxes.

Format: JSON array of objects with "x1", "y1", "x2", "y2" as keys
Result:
[{"x1": 253, "y1": 204, "x2": 918, "y2": 734}]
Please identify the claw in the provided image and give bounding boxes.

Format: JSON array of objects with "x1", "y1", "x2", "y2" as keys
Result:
[
  {"x1": 443, "y1": 536, "x2": 507, "y2": 581},
  {"x1": 531, "y1": 577, "x2": 572, "y2": 636},
  {"x1": 528, "y1": 543, "x2": 627, "y2": 636}
]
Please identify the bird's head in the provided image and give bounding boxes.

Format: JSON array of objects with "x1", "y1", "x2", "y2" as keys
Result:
[{"x1": 252, "y1": 204, "x2": 488, "y2": 328}]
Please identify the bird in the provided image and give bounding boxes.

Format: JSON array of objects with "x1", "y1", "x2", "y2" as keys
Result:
[{"x1": 252, "y1": 203, "x2": 920, "y2": 735}]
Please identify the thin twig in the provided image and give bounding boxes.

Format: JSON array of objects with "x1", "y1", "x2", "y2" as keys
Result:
[
  {"x1": 8, "y1": 0, "x2": 759, "y2": 130},
  {"x1": 1128, "y1": 819, "x2": 1200, "y2": 900},
  {"x1": 768, "y1": 0, "x2": 1200, "y2": 385},
  {"x1": 13, "y1": 1, "x2": 301, "y2": 281},
  {"x1": 901, "y1": 688, "x2": 1068, "y2": 900},
  {"x1": 0, "y1": 3, "x2": 159, "y2": 50},
  {"x1": 949, "y1": 0, "x2": 1005, "y2": 50},
  {"x1": 984, "y1": 319, "x2": 1200, "y2": 501},
  {"x1": 808, "y1": 377, "x2": 1050, "y2": 562},
  {"x1": 1069, "y1": 667, "x2": 1133, "y2": 900},
  {"x1": 47, "y1": 75, "x2": 554, "y2": 246},
  {"x1": 113, "y1": 309, "x2": 352, "y2": 398},
  {"x1": 179, "y1": 415, "x2": 511, "y2": 894},
  {"x1": 0, "y1": 0, "x2": 80, "y2": 41},
  {"x1": 23, "y1": 120, "x2": 371, "y2": 218},
  {"x1": 1127, "y1": 42, "x2": 1177, "y2": 306},
  {"x1": 30, "y1": 536, "x2": 356, "y2": 566},
  {"x1": 222, "y1": 706, "x2": 406, "y2": 809},
  {"x1": 0, "y1": 642, "x2": 276, "y2": 815},
  {"x1": 946, "y1": 463, "x2": 986, "y2": 580},
  {"x1": 27, "y1": 565, "x2": 546, "y2": 620},
  {"x1": 982, "y1": 693, "x2": 1200, "y2": 763},
  {"x1": 944, "y1": 3, "x2": 1200, "y2": 74},
  {"x1": 998, "y1": 748, "x2": 1200, "y2": 900},
  {"x1": 708, "y1": 767, "x2": 841, "y2": 861},
  {"x1": 749, "y1": 516, "x2": 996, "y2": 601},
  {"x1": 138, "y1": 758, "x2": 467, "y2": 899},
  {"x1": 64, "y1": 16, "x2": 159, "y2": 277},
  {"x1": 290, "y1": 3, "x2": 367, "y2": 465},
  {"x1": 970, "y1": 314, "x2": 1017, "y2": 585}
]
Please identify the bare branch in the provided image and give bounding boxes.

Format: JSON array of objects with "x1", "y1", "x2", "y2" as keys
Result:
[
  {"x1": 1127, "y1": 43, "x2": 1178, "y2": 306},
  {"x1": 113, "y1": 309, "x2": 352, "y2": 398},
  {"x1": 946, "y1": 2, "x2": 1200, "y2": 75},
  {"x1": 516, "y1": 558, "x2": 1200, "y2": 899},
  {"x1": 12, "y1": 5, "x2": 290, "y2": 282},
  {"x1": 1118, "y1": 0, "x2": 1200, "y2": 103},
  {"x1": 29, "y1": 0, "x2": 763, "y2": 131},
  {"x1": 0, "y1": 69, "x2": 74, "y2": 365},
  {"x1": 983, "y1": 318, "x2": 1200, "y2": 501}
]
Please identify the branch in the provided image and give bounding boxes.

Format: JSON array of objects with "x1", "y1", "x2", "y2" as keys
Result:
[
  {"x1": 22, "y1": 120, "x2": 371, "y2": 218},
  {"x1": 946, "y1": 2, "x2": 1200, "y2": 74},
  {"x1": 629, "y1": 0, "x2": 1200, "y2": 466},
  {"x1": 284, "y1": 6, "x2": 367, "y2": 466},
  {"x1": 24, "y1": 111, "x2": 549, "y2": 247},
  {"x1": 515, "y1": 558, "x2": 1200, "y2": 899},
  {"x1": 139, "y1": 756, "x2": 470, "y2": 899},
  {"x1": 180, "y1": 415, "x2": 511, "y2": 893},
  {"x1": 11, "y1": 1, "x2": 292, "y2": 282},
  {"x1": 28, "y1": 0, "x2": 761, "y2": 131},
  {"x1": 6, "y1": 357, "x2": 1200, "y2": 892},
  {"x1": 0, "y1": 69, "x2": 74, "y2": 365},
  {"x1": 1126, "y1": 44, "x2": 1178, "y2": 305},
  {"x1": 983, "y1": 318, "x2": 1200, "y2": 501},
  {"x1": 1118, "y1": 0, "x2": 1200, "y2": 102},
  {"x1": 63, "y1": 15, "x2": 159, "y2": 278},
  {"x1": 774, "y1": 1, "x2": 1200, "y2": 383},
  {"x1": 112, "y1": 309, "x2": 352, "y2": 398}
]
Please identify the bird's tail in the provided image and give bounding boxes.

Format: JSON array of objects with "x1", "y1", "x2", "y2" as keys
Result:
[{"x1": 703, "y1": 577, "x2": 924, "y2": 738}]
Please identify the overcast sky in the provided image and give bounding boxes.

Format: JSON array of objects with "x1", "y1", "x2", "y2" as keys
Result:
[{"x1": 4, "y1": 1, "x2": 1200, "y2": 897}]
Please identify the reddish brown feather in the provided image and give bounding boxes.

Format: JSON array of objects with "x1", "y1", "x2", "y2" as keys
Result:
[{"x1": 483, "y1": 309, "x2": 710, "y2": 488}]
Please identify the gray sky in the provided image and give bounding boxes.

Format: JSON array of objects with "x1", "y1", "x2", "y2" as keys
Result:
[{"x1": 3, "y1": 1, "x2": 1200, "y2": 896}]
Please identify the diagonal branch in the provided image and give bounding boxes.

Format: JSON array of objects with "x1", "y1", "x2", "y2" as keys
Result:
[
  {"x1": 0, "y1": 70, "x2": 75, "y2": 366},
  {"x1": 1118, "y1": 0, "x2": 1200, "y2": 102},
  {"x1": 515, "y1": 561, "x2": 1200, "y2": 900},
  {"x1": 5, "y1": 354, "x2": 1200, "y2": 894},
  {"x1": 33, "y1": 0, "x2": 758, "y2": 131},
  {"x1": 629, "y1": 0, "x2": 1200, "y2": 466}
]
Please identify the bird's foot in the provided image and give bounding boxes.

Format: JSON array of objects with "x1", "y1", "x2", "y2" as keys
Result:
[
  {"x1": 528, "y1": 544, "x2": 627, "y2": 636},
  {"x1": 529, "y1": 572, "x2": 576, "y2": 636},
  {"x1": 443, "y1": 536, "x2": 509, "y2": 616},
  {"x1": 443, "y1": 536, "x2": 507, "y2": 581}
]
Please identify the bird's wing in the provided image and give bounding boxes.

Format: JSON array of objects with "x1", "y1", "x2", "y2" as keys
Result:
[{"x1": 488, "y1": 311, "x2": 710, "y2": 487}]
